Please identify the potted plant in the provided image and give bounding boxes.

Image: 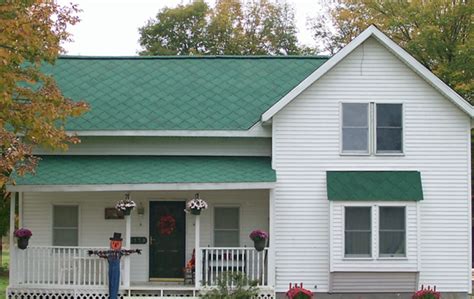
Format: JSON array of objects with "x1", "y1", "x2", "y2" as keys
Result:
[
  {"x1": 286, "y1": 283, "x2": 313, "y2": 299},
  {"x1": 115, "y1": 193, "x2": 136, "y2": 216},
  {"x1": 15, "y1": 228, "x2": 32, "y2": 250},
  {"x1": 249, "y1": 230, "x2": 268, "y2": 251},
  {"x1": 185, "y1": 193, "x2": 208, "y2": 215},
  {"x1": 413, "y1": 285, "x2": 440, "y2": 299}
]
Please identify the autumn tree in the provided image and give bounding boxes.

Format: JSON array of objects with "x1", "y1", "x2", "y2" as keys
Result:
[
  {"x1": 138, "y1": 0, "x2": 301, "y2": 55},
  {"x1": 0, "y1": 0, "x2": 88, "y2": 251},
  {"x1": 310, "y1": 0, "x2": 473, "y2": 101}
]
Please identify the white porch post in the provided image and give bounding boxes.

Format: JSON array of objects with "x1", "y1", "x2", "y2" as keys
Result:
[
  {"x1": 194, "y1": 214, "x2": 201, "y2": 288},
  {"x1": 267, "y1": 189, "x2": 275, "y2": 288},
  {"x1": 124, "y1": 210, "x2": 132, "y2": 288},
  {"x1": 9, "y1": 192, "x2": 16, "y2": 286}
]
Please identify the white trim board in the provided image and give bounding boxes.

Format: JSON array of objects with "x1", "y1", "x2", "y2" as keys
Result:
[
  {"x1": 7, "y1": 182, "x2": 275, "y2": 192},
  {"x1": 68, "y1": 122, "x2": 272, "y2": 138},
  {"x1": 261, "y1": 25, "x2": 473, "y2": 122}
]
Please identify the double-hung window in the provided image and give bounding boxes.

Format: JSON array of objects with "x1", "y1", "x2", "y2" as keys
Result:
[
  {"x1": 344, "y1": 206, "x2": 406, "y2": 258},
  {"x1": 53, "y1": 205, "x2": 79, "y2": 246},
  {"x1": 341, "y1": 102, "x2": 403, "y2": 154},
  {"x1": 341, "y1": 103, "x2": 369, "y2": 153},
  {"x1": 214, "y1": 207, "x2": 240, "y2": 247}
]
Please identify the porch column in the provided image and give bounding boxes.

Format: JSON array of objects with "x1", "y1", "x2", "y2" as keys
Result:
[
  {"x1": 124, "y1": 212, "x2": 131, "y2": 288},
  {"x1": 194, "y1": 215, "x2": 201, "y2": 288},
  {"x1": 9, "y1": 192, "x2": 16, "y2": 286},
  {"x1": 267, "y1": 189, "x2": 275, "y2": 288}
]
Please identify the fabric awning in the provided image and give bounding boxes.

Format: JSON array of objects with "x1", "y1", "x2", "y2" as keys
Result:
[
  {"x1": 326, "y1": 171, "x2": 423, "y2": 201},
  {"x1": 10, "y1": 156, "x2": 275, "y2": 191}
]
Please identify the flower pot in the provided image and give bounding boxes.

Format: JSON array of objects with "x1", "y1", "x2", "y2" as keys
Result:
[
  {"x1": 253, "y1": 238, "x2": 266, "y2": 251},
  {"x1": 190, "y1": 208, "x2": 201, "y2": 215},
  {"x1": 17, "y1": 237, "x2": 30, "y2": 250},
  {"x1": 123, "y1": 208, "x2": 133, "y2": 216}
]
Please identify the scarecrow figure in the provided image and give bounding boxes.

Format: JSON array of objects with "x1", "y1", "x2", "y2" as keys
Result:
[{"x1": 88, "y1": 233, "x2": 141, "y2": 299}]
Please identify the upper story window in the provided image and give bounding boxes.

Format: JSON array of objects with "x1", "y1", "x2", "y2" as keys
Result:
[
  {"x1": 341, "y1": 102, "x2": 403, "y2": 155},
  {"x1": 376, "y1": 104, "x2": 403, "y2": 153},
  {"x1": 342, "y1": 103, "x2": 369, "y2": 153}
]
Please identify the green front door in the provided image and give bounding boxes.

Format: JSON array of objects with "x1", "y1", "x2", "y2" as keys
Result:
[{"x1": 149, "y1": 201, "x2": 186, "y2": 279}]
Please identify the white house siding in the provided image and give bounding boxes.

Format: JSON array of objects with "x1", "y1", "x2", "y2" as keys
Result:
[
  {"x1": 21, "y1": 189, "x2": 269, "y2": 282},
  {"x1": 330, "y1": 272, "x2": 418, "y2": 293},
  {"x1": 33, "y1": 137, "x2": 271, "y2": 157},
  {"x1": 272, "y1": 37, "x2": 470, "y2": 293}
]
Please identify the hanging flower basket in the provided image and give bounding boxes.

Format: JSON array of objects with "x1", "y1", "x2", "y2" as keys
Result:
[
  {"x1": 185, "y1": 194, "x2": 208, "y2": 215},
  {"x1": 15, "y1": 228, "x2": 32, "y2": 250},
  {"x1": 249, "y1": 230, "x2": 268, "y2": 252},
  {"x1": 116, "y1": 193, "x2": 136, "y2": 216}
]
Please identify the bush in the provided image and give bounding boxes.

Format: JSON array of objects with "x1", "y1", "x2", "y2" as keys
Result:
[{"x1": 200, "y1": 272, "x2": 259, "y2": 299}]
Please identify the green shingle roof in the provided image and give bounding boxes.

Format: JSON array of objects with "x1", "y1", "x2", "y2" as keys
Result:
[
  {"x1": 14, "y1": 156, "x2": 276, "y2": 185},
  {"x1": 326, "y1": 171, "x2": 423, "y2": 201},
  {"x1": 44, "y1": 56, "x2": 328, "y2": 131}
]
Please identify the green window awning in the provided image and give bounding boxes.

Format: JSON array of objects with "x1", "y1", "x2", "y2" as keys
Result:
[
  {"x1": 326, "y1": 171, "x2": 423, "y2": 201},
  {"x1": 13, "y1": 156, "x2": 276, "y2": 186}
]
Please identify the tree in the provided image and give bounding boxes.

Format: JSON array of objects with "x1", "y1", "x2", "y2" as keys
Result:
[
  {"x1": 0, "y1": 0, "x2": 88, "y2": 256},
  {"x1": 138, "y1": 0, "x2": 301, "y2": 55},
  {"x1": 310, "y1": 0, "x2": 473, "y2": 102}
]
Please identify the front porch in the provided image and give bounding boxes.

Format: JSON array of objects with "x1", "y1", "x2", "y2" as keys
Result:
[{"x1": 6, "y1": 189, "x2": 275, "y2": 298}]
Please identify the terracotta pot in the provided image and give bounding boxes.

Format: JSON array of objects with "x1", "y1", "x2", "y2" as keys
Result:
[
  {"x1": 190, "y1": 208, "x2": 201, "y2": 215},
  {"x1": 17, "y1": 237, "x2": 30, "y2": 250},
  {"x1": 253, "y1": 238, "x2": 266, "y2": 251}
]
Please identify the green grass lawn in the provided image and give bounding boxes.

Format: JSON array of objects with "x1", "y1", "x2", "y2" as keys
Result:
[{"x1": 0, "y1": 249, "x2": 9, "y2": 299}]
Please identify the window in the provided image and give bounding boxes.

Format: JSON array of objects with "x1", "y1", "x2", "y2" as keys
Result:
[
  {"x1": 344, "y1": 207, "x2": 371, "y2": 257},
  {"x1": 376, "y1": 104, "x2": 403, "y2": 153},
  {"x1": 342, "y1": 103, "x2": 369, "y2": 153},
  {"x1": 214, "y1": 207, "x2": 239, "y2": 247},
  {"x1": 53, "y1": 205, "x2": 79, "y2": 246},
  {"x1": 379, "y1": 207, "x2": 406, "y2": 257}
]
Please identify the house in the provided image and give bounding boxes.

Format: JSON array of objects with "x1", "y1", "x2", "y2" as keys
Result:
[{"x1": 6, "y1": 25, "x2": 473, "y2": 299}]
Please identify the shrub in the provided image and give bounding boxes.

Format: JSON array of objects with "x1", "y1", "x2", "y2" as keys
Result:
[{"x1": 200, "y1": 272, "x2": 259, "y2": 299}]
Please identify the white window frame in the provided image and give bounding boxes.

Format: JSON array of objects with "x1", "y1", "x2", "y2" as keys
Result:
[
  {"x1": 212, "y1": 205, "x2": 241, "y2": 247},
  {"x1": 51, "y1": 204, "x2": 80, "y2": 247},
  {"x1": 374, "y1": 102, "x2": 405, "y2": 155},
  {"x1": 340, "y1": 101, "x2": 405, "y2": 156},
  {"x1": 342, "y1": 203, "x2": 408, "y2": 260},
  {"x1": 340, "y1": 102, "x2": 371, "y2": 155}
]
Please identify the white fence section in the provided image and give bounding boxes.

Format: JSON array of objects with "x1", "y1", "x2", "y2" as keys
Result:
[
  {"x1": 200, "y1": 247, "x2": 269, "y2": 287},
  {"x1": 12, "y1": 246, "x2": 121, "y2": 287}
]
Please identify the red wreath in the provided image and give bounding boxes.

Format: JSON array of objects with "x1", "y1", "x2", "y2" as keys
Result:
[{"x1": 158, "y1": 214, "x2": 176, "y2": 236}]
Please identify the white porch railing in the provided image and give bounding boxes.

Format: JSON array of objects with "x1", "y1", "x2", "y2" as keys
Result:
[
  {"x1": 200, "y1": 247, "x2": 269, "y2": 287},
  {"x1": 12, "y1": 246, "x2": 121, "y2": 288}
]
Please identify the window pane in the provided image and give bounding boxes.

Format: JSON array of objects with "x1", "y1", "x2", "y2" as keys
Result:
[
  {"x1": 345, "y1": 207, "x2": 371, "y2": 230},
  {"x1": 377, "y1": 128, "x2": 402, "y2": 152},
  {"x1": 377, "y1": 104, "x2": 402, "y2": 127},
  {"x1": 345, "y1": 232, "x2": 371, "y2": 256},
  {"x1": 53, "y1": 228, "x2": 78, "y2": 246},
  {"x1": 53, "y1": 206, "x2": 78, "y2": 228},
  {"x1": 214, "y1": 231, "x2": 239, "y2": 247},
  {"x1": 380, "y1": 207, "x2": 405, "y2": 230},
  {"x1": 379, "y1": 231, "x2": 405, "y2": 256},
  {"x1": 214, "y1": 207, "x2": 239, "y2": 229},
  {"x1": 343, "y1": 103, "x2": 368, "y2": 127},
  {"x1": 380, "y1": 207, "x2": 406, "y2": 256},
  {"x1": 342, "y1": 128, "x2": 368, "y2": 152}
]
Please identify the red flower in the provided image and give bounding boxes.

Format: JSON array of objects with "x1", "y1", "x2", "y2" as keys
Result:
[{"x1": 158, "y1": 215, "x2": 176, "y2": 236}]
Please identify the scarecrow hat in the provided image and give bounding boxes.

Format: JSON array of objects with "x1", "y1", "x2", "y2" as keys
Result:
[{"x1": 110, "y1": 232, "x2": 122, "y2": 241}]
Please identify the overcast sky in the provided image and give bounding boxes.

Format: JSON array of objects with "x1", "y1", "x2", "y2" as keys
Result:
[{"x1": 57, "y1": 0, "x2": 325, "y2": 56}]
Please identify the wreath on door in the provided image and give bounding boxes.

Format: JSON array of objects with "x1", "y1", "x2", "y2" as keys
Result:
[{"x1": 158, "y1": 214, "x2": 176, "y2": 236}]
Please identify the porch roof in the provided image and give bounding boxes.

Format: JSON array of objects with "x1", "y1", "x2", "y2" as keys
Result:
[{"x1": 9, "y1": 156, "x2": 276, "y2": 192}]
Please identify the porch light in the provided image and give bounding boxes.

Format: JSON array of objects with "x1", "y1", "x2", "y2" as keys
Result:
[{"x1": 137, "y1": 202, "x2": 145, "y2": 215}]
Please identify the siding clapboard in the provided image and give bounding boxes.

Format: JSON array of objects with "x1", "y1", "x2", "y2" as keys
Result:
[
  {"x1": 273, "y1": 37, "x2": 470, "y2": 293},
  {"x1": 330, "y1": 272, "x2": 417, "y2": 293}
]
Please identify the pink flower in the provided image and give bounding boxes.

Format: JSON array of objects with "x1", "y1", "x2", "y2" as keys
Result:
[
  {"x1": 249, "y1": 230, "x2": 268, "y2": 241},
  {"x1": 14, "y1": 228, "x2": 32, "y2": 238}
]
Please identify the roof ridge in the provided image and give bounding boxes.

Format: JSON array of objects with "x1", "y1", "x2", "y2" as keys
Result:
[{"x1": 58, "y1": 55, "x2": 331, "y2": 60}]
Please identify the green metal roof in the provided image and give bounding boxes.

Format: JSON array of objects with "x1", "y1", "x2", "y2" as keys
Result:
[
  {"x1": 14, "y1": 156, "x2": 276, "y2": 185},
  {"x1": 43, "y1": 56, "x2": 328, "y2": 131},
  {"x1": 326, "y1": 171, "x2": 423, "y2": 201}
]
